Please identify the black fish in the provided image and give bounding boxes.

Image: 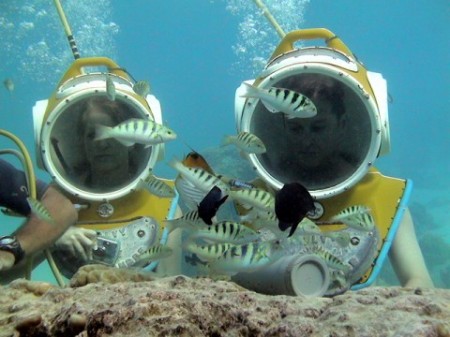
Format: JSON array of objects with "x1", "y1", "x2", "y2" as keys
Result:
[
  {"x1": 275, "y1": 182, "x2": 315, "y2": 237},
  {"x1": 198, "y1": 186, "x2": 228, "y2": 225}
]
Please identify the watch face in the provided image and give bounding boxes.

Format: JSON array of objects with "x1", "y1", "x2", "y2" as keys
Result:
[{"x1": 0, "y1": 236, "x2": 15, "y2": 245}]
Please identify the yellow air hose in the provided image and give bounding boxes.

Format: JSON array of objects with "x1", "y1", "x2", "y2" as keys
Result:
[
  {"x1": 0, "y1": 130, "x2": 66, "y2": 286},
  {"x1": 252, "y1": 0, "x2": 286, "y2": 38}
]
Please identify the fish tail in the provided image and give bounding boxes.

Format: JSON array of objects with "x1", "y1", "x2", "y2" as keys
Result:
[
  {"x1": 168, "y1": 158, "x2": 182, "y2": 171},
  {"x1": 239, "y1": 82, "x2": 260, "y2": 98},
  {"x1": 221, "y1": 135, "x2": 234, "y2": 146},
  {"x1": 94, "y1": 124, "x2": 113, "y2": 141}
]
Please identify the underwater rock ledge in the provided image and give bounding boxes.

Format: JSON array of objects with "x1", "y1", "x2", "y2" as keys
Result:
[{"x1": 0, "y1": 268, "x2": 449, "y2": 337}]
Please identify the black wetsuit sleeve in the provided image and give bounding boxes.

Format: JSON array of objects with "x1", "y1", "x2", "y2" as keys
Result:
[{"x1": 0, "y1": 159, "x2": 49, "y2": 216}]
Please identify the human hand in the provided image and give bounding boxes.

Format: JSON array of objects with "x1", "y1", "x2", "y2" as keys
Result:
[
  {"x1": 0, "y1": 251, "x2": 15, "y2": 271},
  {"x1": 54, "y1": 227, "x2": 98, "y2": 261}
]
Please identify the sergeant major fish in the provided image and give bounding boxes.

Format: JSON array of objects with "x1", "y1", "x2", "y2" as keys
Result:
[
  {"x1": 240, "y1": 82, "x2": 317, "y2": 119},
  {"x1": 164, "y1": 210, "x2": 206, "y2": 233},
  {"x1": 222, "y1": 131, "x2": 266, "y2": 154},
  {"x1": 139, "y1": 171, "x2": 176, "y2": 198},
  {"x1": 133, "y1": 244, "x2": 173, "y2": 267},
  {"x1": 228, "y1": 187, "x2": 275, "y2": 213},
  {"x1": 188, "y1": 220, "x2": 259, "y2": 245},
  {"x1": 170, "y1": 158, "x2": 229, "y2": 195},
  {"x1": 325, "y1": 205, "x2": 375, "y2": 231},
  {"x1": 95, "y1": 118, "x2": 177, "y2": 147},
  {"x1": 313, "y1": 246, "x2": 352, "y2": 272},
  {"x1": 184, "y1": 241, "x2": 235, "y2": 261},
  {"x1": 208, "y1": 239, "x2": 284, "y2": 275}
]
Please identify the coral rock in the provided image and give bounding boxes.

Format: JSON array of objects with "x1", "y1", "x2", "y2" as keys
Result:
[{"x1": 0, "y1": 273, "x2": 449, "y2": 337}]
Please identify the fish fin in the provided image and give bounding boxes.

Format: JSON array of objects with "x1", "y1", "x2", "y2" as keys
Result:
[
  {"x1": 287, "y1": 222, "x2": 299, "y2": 237},
  {"x1": 168, "y1": 157, "x2": 182, "y2": 171},
  {"x1": 240, "y1": 82, "x2": 281, "y2": 112},
  {"x1": 330, "y1": 205, "x2": 371, "y2": 222},
  {"x1": 239, "y1": 82, "x2": 259, "y2": 98},
  {"x1": 115, "y1": 138, "x2": 136, "y2": 147},
  {"x1": 94, "y1": 124, "x2": 112, "y2": 141},
  {"x1": 284, "y1": 108, "x2": 317, "y2": 119},
  {"x1": 278, "y1": 221, "x2": 291, "y2": 232},
  {"x1": 218, "y1": 195, "x2": 229, "y2": 206},
  {"x1": 221, "y1": 135, "x2": 233, "y2": 147},
  {"x1": 261, "y1": 101, "x2": 281, "y2": 113},
  {"x1": 175, "y1": 176, "x2": 207, "y2": 210}
]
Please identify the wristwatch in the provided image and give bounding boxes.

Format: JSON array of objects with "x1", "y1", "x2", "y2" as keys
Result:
[{"x1": 0, "y1": 235, "x2": 25, "y2": 265}]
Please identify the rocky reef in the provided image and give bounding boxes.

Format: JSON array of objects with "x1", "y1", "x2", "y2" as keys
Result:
[{"x1": 1, "y1": 265, "x2": 449, "y2": 337}]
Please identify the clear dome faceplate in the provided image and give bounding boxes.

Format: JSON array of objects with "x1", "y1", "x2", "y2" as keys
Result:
[
  {"x1": 237, "y1": 65, "x2": 382, "y2": 199},
  {"x1": 37, "y1": 74, "x2": 163, "y2": 201}
]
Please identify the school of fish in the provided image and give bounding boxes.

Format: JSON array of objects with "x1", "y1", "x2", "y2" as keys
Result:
[
  {"x1": 161, "y1": 149, "x2": 378, "y2": 280},
  {"x1": 4, "y1": 74, "x2": 378, "y2": 289}
]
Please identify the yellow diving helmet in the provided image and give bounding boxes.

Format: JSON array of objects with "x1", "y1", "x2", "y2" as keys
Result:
[
  {"x1": 235, "y1": 28, "x2": 390, "y2": 200},
  {"x1": 232, "y1": 29, "x2": 406, "y2": 296},
  {"x1": 33, "y1": 57, "x2": 163, "y2": 201},
  {"x1": 32, "y1": 57, "x2": 178, "y2": 277}
]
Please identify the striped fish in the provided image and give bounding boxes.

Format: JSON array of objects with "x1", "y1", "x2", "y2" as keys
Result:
[
  {"x1": 222, "y1": 131, "x2": 266, "y2": 154},
  {"x1": 297, "y1": 218, "x2": 322, "y2": 234},
  {"x1": 170, "y1": 158, "x2": 229, "y2": 194},
  {"x1": 209, "y1": 240, "x2": 284, "y2": 274},
  {"x1": 184, "y1": 241, "x2": 235, "y2": 261},
  {"x1": 26, "y1": 197, "x2": 55, "y2": 225},
  {"x1": 323, "y1": 231, "x2": 351, "y2": 247},
  {"x1": 95, "y1": 118, "x2": 177, "y2": 147},
  {"x1": 133, "y1": 80, "x2": 151, "y2": 97},
  {"x1": 164, "y1": 210, "x2": 206, "y2": 232},
  {"x1": 329, "y1": 205, "x2": 375, "y2": 231},
  {"x1": 240, "y1": 82, "x2": 317, "y2": 119},
  {"x1": 133, "y1": 244, "x2": 173, "y2": 267},
  {"x1": 105, "y1": 75, "x2": 116, "y2": 101},
  {"x1": 140, "y1": 172, "x2": 176, "y2": 198},
  {"x1": 189, "y1": 221, "x2": 259, "y2": 244},
  {"x1": 228, "y1": 187, "x2": 275, "y2": 212},
  {"x1": 313, "y1": 246, "x2": 352, "y2": 272},
  {"x1": 243, "y1": 210, "x2": 278, "y2": 230}
]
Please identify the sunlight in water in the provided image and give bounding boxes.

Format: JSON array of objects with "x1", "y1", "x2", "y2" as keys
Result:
[
  {"x1": 223, "y1": 0, "x2": 310, "y2": 76},
  {"x1": 0, "y1": 0, "x2": 119, "y2": 83}
]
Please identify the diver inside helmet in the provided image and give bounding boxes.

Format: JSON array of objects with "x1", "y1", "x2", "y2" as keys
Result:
[
  {"x1": 250, "y1": 73, "x2": 372, "y2": 193},
  {"x1": 47, "y1": 95, "x2": 152, "y2": 196}
]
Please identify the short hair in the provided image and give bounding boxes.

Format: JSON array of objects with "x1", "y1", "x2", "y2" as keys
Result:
[{"x1": 279, "y1": 73, "x2": 346, "y2": 118}]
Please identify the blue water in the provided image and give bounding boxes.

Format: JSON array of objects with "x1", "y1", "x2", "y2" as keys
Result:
[{"x1": 0, "y1": 0, "x2": 448, "y2": 287}]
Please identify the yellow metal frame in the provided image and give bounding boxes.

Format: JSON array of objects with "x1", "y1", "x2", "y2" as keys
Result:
[
  {"x1": 254, "y1": 28, "x2": 381, "y2": 112},
  {"x1": 73, "y1": 181, "x2": 175, "y2": 232},
  {"x1": 318, "y1": 167, "x2": 408, "y2": 285},
  {"x1": 43, "y1": 57, "x2": 154, "y2": 125}
]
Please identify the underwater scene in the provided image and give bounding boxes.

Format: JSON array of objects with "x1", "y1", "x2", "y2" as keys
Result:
[{"x1": 0, "y1": 0, "x2": 449, "y2": 294}]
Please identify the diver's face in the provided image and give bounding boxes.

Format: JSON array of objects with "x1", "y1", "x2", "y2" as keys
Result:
[
  {"x1": 83, "y1": 108, "x2": 129, "y2": 173},
  {"x1": 285, "y1": 101, "x2": 345, "y2": 169}
]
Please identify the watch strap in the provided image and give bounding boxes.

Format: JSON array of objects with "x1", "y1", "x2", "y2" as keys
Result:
[{"x1": 0, "y1": 235, "x2": 25, "y2": 265}]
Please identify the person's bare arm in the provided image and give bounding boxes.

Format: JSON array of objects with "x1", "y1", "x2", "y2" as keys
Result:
[
  {"x1": 389, "y1": 208, "x2": 434, "y2": 288},
  {"x1": 0, "y1": 186, "x2": 77, "y2": 268},
  {"x1": 14, "y1": 185, "x2": 78, "y2": 256}
]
